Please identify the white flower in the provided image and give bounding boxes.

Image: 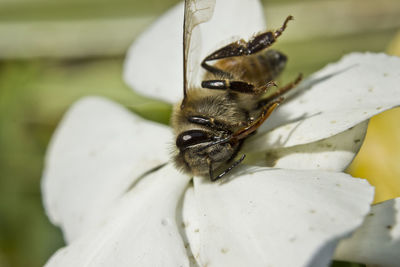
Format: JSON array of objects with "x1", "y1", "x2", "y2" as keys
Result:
[{"x1": 42, "y1": 0, "x2": 400, "y2": 266}]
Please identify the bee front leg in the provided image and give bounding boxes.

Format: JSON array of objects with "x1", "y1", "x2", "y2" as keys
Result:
[
  {"x1": 208, "y1": 154, "x2": 246, "y2": 182},
  {"x1": 207, "y1": 158, "x2": 215, "y2": 181}
]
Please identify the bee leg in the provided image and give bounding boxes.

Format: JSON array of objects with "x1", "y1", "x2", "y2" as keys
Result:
[
  {"x1": 227, "y1": 139, "x2": 245, "y2": 162},
  {"x1": 202, "y1": 79, "x2": 254, "y2": 93},
  {"x1": 232, "y1": 99, "x2": 283, "y2": 140},
  {"x1": 209, "y1": 154, "x2": 246, "y2": 182},
  {"x1": 257, "y1": 74, "x2": 302, "y2": 108},
  {"x1": 201, "y1": 16, "x2": 293, "y2": 78},
  {"x1": 188, "y1": 115, "x2": 232, "y2": 133},
  {"x1": 202, "y1": 80, "x2": 276, "y2": 95}
]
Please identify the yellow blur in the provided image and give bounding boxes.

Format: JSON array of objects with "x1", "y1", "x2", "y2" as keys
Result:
[{"x1": 348, "y1": 32, "x2": 400, "y2": 203}]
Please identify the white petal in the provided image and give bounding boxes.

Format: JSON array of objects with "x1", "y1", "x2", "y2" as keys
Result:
[
  {"x1": 179, "y1": 186, "x2": 202, "y2": 266},
  {"x1": 183, "y1": 169, "x2": 373, "y2": 267},
  {"x1": 124, "y1": 2, "x2": 183, "y2": 103},
  {"x1": 245, "y1": 121, "x2": 368, "y2": 171},
  {"x1": 42, "y1": 97, "x2": 172, "y2": 243},
  {"x1": 45, "y1": 164, "x2": 191, "y2": 267},
  {"x1": 123, "y1": 0, "x2": 265, "y2": 104},
  {"x1": 334, "y1": 198, "x2": 400, "y2": 267},
  {"x1": 260, "y1": 53, "x2": 400, "y2": 145}
]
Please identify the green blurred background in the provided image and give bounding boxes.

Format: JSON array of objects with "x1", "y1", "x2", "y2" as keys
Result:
[{"x1": 0, "y1": 0, "x2": 399, "y2": 266}]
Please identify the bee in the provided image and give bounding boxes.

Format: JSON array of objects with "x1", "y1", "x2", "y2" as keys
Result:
[{"x1": 172, "y1": 0, "x2": 301, "y2": 181}]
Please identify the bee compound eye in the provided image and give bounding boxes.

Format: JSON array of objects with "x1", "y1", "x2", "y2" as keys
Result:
[{"x1": 176, "y1": 130, "x2": 211, "y2": 149}]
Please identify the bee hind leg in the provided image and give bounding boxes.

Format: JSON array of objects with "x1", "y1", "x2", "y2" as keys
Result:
[{"x1": 201, "y1": 15, "x2": 294, "y2": 78}]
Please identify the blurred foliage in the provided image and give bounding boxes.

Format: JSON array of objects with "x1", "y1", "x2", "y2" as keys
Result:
[
  {"x1": 330, "y1": 261, "x2": 365, "y2": 267},
  {"x1": 0, "y1": 58, "x2": 171, "y2": 267},
  {"x1": 0, "y1": 0, "x2": 180, "y2": 21},
  {"x1": 0, "y1": 0, "x2": 399, "y2": 267}
]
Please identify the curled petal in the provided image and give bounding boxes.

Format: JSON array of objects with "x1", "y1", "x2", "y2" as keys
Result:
[
  {"x1": 245, "y1": 121, "x2": 368, "y2": 171},
  {"x1": 183, "y1": 169, "x2": 374, "y2": 267},
  {"x1": 335, "y1": 198, "x2": 400, "y2": 267},
  {"x1": 124, "y1": 0, "x2": 265, "y2": 103},
  {"x1": 45, "y1": 164, "x2": 191, "y2": 267},
  {"x1": 260, "y1": 53, "x2": 400, "y2": 145},
  {"x1": 42, "y1": 97, "x2": 172, "y2": 242}
]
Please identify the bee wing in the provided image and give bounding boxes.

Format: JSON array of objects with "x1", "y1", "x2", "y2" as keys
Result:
[
  {"x1": 182, "y1": 0, "x2": 216, "y2": 105},
  {"x1": 124, "y1": 0, "x2": 265, "y2": 104}
]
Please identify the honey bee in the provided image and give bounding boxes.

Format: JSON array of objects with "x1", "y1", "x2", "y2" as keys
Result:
[{"x1": 172, "y1": 0, "x2": 301, "y2": 181}]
